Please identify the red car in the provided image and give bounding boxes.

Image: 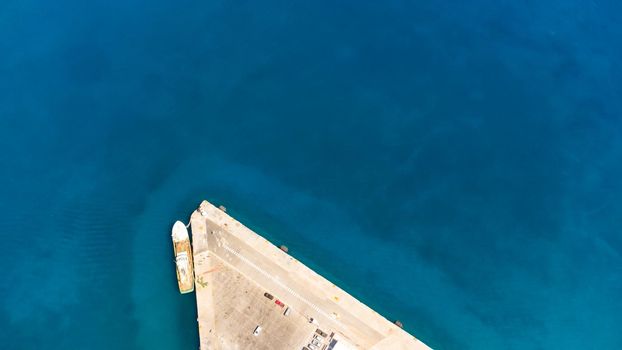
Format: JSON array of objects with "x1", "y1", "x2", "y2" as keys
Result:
[{"x1": 275, "y1": 299, "x2": 285, "y2": 307}]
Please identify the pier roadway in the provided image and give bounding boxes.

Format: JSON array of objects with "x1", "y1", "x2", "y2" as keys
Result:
[{"x1": 190, "y1": 200, "x2": 431, "y2": 350}]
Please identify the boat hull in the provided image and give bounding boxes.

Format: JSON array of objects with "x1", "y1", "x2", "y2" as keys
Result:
[{"x1": 172, "y1": 221, "x2": 194, "y2": 294}]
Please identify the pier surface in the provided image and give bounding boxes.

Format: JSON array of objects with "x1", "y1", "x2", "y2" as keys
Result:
[{"x1": 190, "y1": 200, "x2": 431, "y2": 350}]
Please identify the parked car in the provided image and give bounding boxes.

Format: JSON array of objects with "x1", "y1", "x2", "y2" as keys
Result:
[
  {"x1": 275, "y1": 299, "x2": 285, "y2": 307},
  {"x1": 284, "y1": 307, "x2": 291, "y2": 316},
  {"x1": 253, "y1": 326, "x2": 262, "y2": 336},
  {"x1": 315, "y1": 329, "x2": 328, "y2": 338},
  {"x1": 263, "y1": 292, "x2": 274, "y2": 300}
]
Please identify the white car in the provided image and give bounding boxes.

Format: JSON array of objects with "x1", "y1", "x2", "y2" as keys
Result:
[{"x1": 253, "y1": 326, "x2": 262, "y2": 336}]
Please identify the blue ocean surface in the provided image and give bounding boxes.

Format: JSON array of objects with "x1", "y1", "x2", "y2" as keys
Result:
[{"x1": 1, "y1": 0, "x2": 621, "y2": 349}]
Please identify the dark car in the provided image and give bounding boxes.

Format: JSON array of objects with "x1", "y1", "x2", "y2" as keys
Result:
[{"x1": 263, "y1": 292, "x2": 274, "y2": 300}]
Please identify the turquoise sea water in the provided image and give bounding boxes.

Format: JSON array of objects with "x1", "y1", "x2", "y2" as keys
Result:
[{"x1": 2, "y1": 0, "x2": 622, "y2": 349}]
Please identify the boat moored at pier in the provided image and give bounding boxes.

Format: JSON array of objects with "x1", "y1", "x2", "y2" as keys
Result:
[{"x1": 172, "y1": 220, "x2": 194, "y2": 294}]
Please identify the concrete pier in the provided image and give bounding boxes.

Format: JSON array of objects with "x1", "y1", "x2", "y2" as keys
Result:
[{"x1": 190, "y1": 200, "x2": 431, "y2": 350}]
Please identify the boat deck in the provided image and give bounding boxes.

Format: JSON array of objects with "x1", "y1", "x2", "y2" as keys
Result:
[{"x1": 173, "y1": 237, "x2": 194, "y2": 294}]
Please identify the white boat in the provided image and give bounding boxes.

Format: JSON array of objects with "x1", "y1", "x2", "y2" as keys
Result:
[{"x1": 172, "y1": 221, "x2": 194, "y2": 294}]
